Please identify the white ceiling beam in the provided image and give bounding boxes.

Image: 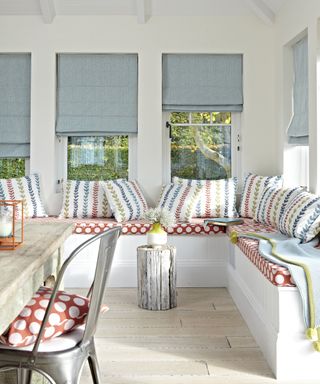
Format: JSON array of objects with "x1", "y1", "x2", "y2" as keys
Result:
[
  {"x1": 136, "y1": 0, "x2": 150, "y2": 24},
  {"x1": 39, "y1": 0, "x2": 56, "y2": 24},
  {"x1": 245, "y1": 0, "x2": 275, "y2": 26}
]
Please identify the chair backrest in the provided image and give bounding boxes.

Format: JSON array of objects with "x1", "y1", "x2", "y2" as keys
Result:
[{"x1": 31, "y1": 226, "x2": 121, "y2": 356}]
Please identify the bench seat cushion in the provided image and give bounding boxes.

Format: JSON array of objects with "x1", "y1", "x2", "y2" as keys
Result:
[
  {"x1": 226, "y1": 219, "x2": 295, "y2": 287},
  {"x1": 27, "y1": 217, "x2": 225, "y2": 236}
]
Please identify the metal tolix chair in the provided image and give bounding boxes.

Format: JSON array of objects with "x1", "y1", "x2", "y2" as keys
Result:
[{"x1": 0, "y1": 226, "x2": 121, "y2": 384}]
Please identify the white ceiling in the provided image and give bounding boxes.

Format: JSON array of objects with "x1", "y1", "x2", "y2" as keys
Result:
[{"x1": 0, "y1": 0, "x2": 288, "y2": 24}]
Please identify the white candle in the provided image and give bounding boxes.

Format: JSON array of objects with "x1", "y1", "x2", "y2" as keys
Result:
[{"x1": 0, "y1": 216, "x2": 13, "y2": 238}]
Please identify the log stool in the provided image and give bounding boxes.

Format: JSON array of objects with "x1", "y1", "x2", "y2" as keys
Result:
[{"x1": 137, "y1": 245, "x2": 177, "y2": 310}]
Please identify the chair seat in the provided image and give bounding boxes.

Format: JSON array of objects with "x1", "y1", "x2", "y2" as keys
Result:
[{"x1": 0, "y1": 326, "x2": 84, "y2": 353}]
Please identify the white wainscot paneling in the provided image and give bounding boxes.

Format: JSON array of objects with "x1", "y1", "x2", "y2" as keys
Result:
[{"x1": 62, "y1": 234, "x2": 229, "y2": 288}]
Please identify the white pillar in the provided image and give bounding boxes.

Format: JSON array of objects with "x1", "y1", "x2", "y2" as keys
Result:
[
  {"x1": 30, "y1": 48, "x2": 58, "y2": 214},
  {"x1": 137, "y1": 50, "x2": 163, "y2": 205}
]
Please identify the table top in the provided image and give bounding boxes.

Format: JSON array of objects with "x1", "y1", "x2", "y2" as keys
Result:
[{"x1": 0, "y1": 222, "x2": 73, "y2": 310}]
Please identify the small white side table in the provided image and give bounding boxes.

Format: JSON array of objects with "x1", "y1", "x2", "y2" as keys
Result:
[{"x1": 137, "y1": 245, "x2": 177, "y2": 310}]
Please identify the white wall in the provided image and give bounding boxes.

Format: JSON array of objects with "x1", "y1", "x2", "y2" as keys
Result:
[
  {"x1": 0, "y1": 15, "x2": 278, "y2": 214},
  {"x1": 275, "y1": 0, "x2": 320, "y2": 193}
]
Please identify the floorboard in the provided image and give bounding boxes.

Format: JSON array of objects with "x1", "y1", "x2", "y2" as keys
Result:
[{"x1": 2, "y1": 288, "x2": 318, "y2": 384}]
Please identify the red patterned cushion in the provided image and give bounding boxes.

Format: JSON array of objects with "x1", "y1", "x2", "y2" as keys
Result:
[
  {"x1": 27, "y1": 217, "x2": 226, "y2": 236},
  {"x1": 1, "y1": 286, "x2": 89, "y2": 347}
]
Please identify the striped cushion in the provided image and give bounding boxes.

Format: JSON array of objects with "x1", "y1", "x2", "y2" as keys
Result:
[
  {"x1": 240, "y1": 173, "x2": 283, "y2": 218},
  {"x1": 60, "y1": 180, "x2": 112, "y2": 219},
  {"x1": 279, "y1": 191, "x2": 320, "y2": 242},
  {"x1": 158, "y1": 183, "x2": 202, "y2": 222},
  {"x1": 0, "y1": 174, "x2": 47, "y2": 218},
  {"x1": 254, "y1": 187, "x2": 303, "y2": 228},
  {"x1": 173, "y1": 177, "x2": 238, "y2": 218},
  {"x1": 103, "y1": 179, "x2": 148, "y2": 222}
]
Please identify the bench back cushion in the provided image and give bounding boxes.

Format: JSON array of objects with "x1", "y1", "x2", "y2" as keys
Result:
[
  {"x1": 255, "y1": 187, "x2": 303, "y2": 228},
  {"x1": 158, "y1": 183, "x2": 202, "y2": 222},
  {"x1": 0, "y1": 174, "x2": 47, "y2": 218},
  {"x1": 173, "y1": 177, "x2": 238, "y2": 218},
  {"x1": 240, "y1": 173, "x2": 283, "y2": 218},
  {"x1": 103, "y1": 179, "x2": 148, "y2": 222},
  {"x1": 60, "y1": 180, "x2": 112, "y2": 219},
  {"x1": 279, "y1": 190, "x2": 320, "y2": 242}
]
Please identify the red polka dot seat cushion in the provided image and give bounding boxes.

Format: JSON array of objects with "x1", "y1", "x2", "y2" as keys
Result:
[
  {"x1": 27, "y1": 217, "x2": 226, "y2": 235},
  {"x1": 0, "y1": 286, "x2": 89, "y2": 347},
  {"x1": 226, "y1": 219, "x2": 296, "y2": 287}
]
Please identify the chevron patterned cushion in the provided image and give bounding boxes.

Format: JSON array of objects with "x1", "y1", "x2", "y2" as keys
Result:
[
  {"x1": 254, "y1": 187, "x2": 303, "y2": 228},
  {"x1": 158, "y1": 183, "x2": 203, "y2": 223},
  {"x1": 239, "y1": 173, "x2": 283, "y2": 218},
  {"x1": 279, "y1": 190, "x2": 320, "y2": 243},
  {"x1": 0, "y1": 174, "x2": 47, "y2": 218},
  {"x1": 60, "y1": 180, "x2": 112, "y2": 219},
  {"x1": 103, "y1": 179, "x2": 148, "y2": 222},
  {"x1": 173, "y1": 177, "x2": 238, "y2": 218}
]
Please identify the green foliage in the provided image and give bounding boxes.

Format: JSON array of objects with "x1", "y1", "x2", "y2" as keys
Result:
[
  {"x1": 170, "y1": 122, "x2": 231, "y2": 180},
  {"x1": 170, "y1": 112, "x2": 231, "y2": 125},
  {"x1": 169, "y1": 111, "x2": 232, "y2": 180},
  {"x1": 68, "y1": 140, "x2": 128, "y2": 181},
  {"x1": 171, "y1": 148, "x2": 229, "y2": 180},
  {"x1": 0, "y1": 159, "x2": 25, "y2": 179}
]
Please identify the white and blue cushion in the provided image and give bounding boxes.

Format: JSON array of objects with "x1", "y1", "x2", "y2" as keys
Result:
[
  {"x1": 173, "y1": 177, "x2": 238, "y2": 218},
  {"x1": 278, "y1": 190, "x2": 320, "y2": 243},
  {"x1": 158, "y1": 183, "x2": 202, "y2": 223},
  {"x1": 254, "y1": 187, "x2": 303, "y2": 228},
  {"x1": 60, "y1": 180, "x2": 112, "y2": 219},
  {"x1": 103, "y1": 179, "x2": 148, "y2": 222},
  {"x1": 239, "y1": 173, "x2": 283, "y2": 218},
  {"x1": 0, "y1": 174, "x2": 47, "y2": 218}
]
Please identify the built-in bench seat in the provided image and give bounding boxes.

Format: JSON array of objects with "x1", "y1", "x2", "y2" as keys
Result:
[
  {"x1": 226, "y1": 219, "x2": 295, "y2": 287},
  {"x1": 27, "y1": 217, "x2": 225, "y2": 236}
]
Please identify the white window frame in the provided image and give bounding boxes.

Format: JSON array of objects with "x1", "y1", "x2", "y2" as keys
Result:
[
  {"x1": 162, "y1": 112, "x2": 241, "y2": 185},
  {"x1": 56, "y1": 135, "x2": 137, "y2": 193}
]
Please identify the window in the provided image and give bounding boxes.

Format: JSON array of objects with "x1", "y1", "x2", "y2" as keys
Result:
[
  {"x1": 167, "y1": 112, "x2": 239, "y2": 180},
  {"x1": 67, "y1": 136, "x2": 129, "y2": 181},
  {"x1": 0, "y1": 159, "x2": 25, "y2": 179}
]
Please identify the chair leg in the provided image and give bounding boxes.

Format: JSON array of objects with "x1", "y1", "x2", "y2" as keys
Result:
[
  {"x1": 17, "y1": 368, "x2": 32, "y2": 384},
  {"x1": 88, "y1": 354, "x2": 101, "y2": 384}
]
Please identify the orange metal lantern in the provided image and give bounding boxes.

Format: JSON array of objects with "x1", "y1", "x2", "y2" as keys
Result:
[{"x1": 0, "y1": 200, "x2": 24, "y2": 250}]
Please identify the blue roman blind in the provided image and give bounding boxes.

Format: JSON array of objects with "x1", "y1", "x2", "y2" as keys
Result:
[
  {"x1": 287, "y1": 36, "x2": 309, "y2": 145},
  {"x1": 56, "y1": 54, "x2": 138, "y2": 136},
  {"x1": 0, "y1": 53, "x2": 31, "y2": 158},
  {"x1": 162, "y1": 54, "x2": 243, "y2": 112}
]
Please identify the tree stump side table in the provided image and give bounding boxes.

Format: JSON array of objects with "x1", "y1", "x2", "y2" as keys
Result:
[{"x1": 137, "y1": 245, "x2": 177, "y2": 310}]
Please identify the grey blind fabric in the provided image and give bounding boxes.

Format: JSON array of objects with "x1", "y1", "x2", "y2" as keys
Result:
[
  {"x1": 0, "y1": 53, "x2": 31, "y2": 158},
  {"x1": 162, "y1": 54, "x2": 243, "y2": 112},
  {"x1": 56, "y1": 54, "x2": 138, "y2": 136},
  {"x1": 287, "y1": 37, "x2": 309, "y2": 145}
]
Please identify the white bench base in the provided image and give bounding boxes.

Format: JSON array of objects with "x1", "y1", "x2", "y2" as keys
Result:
[
  {"x1": 228, "y1": 245, "x2": 320, "y2": 380},
  {"x1": 63, "y1": 234, "x2": 229, "y2": 288}
]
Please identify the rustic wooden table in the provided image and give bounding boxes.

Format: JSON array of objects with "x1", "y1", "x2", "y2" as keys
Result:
[
  {"x1": 0, "y1": 221, "x2": 73, "y2": 384},
  {"x1": 137, "y1": 245, "x2": 177, "y2": 310}
]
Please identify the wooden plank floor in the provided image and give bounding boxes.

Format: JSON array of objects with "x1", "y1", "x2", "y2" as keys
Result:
[
  {"x1": 76, "y1": 287, "x2": 311, "y2": 384},
  {"x1": 1, "y1": 288, "x2": 317, "y2": 384}
]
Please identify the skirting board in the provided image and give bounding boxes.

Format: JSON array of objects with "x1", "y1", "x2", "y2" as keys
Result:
[
  {"x1": 228, "y1": 246, "x2": 320, "y2": 380},
  {"x1": 63, "y1": 233, "x2": 228, "y2": 288}
]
